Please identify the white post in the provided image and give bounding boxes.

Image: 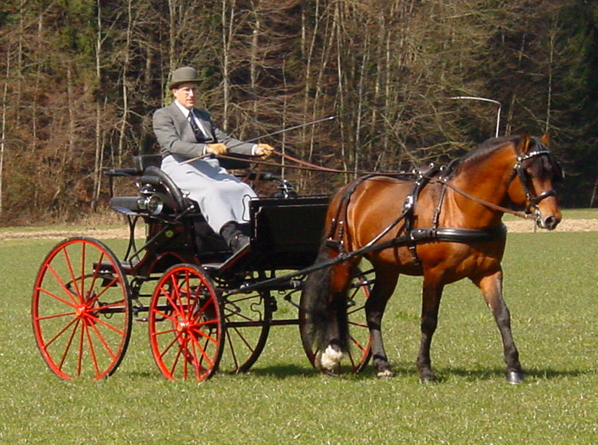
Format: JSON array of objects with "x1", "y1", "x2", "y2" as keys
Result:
[{"x1": 450, "y1": 96, "x2": 502, "y2": 138}]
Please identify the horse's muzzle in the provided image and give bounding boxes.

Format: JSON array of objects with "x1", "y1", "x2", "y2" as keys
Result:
[{"x1": 535, "y1": 210, "x2": 561, "y2": 231}]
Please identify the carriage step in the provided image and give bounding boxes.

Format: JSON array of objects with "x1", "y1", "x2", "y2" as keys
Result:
[
  {"x1": 96, "y1": 260, "x2": 139, "y2": 273},
  {"x1": 202, "y1": 244, "x2": 251, "y2": 272}
]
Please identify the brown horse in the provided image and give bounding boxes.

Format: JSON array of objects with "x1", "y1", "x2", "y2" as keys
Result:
[{"x1": 302, "y1": 134, "x2": 562, "y2": 384}]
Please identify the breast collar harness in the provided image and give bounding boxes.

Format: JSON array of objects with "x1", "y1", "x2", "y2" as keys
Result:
[
  {"x1": 325, "y1": 155, "x2": 551, "y2": 265},
  {"x1": 324, "y1": 166, "x2": 507, "y2": 267}
]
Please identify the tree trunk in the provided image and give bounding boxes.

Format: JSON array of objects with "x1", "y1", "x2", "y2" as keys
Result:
[
  {"x1": 221, "y1": 0, "x2": 237, "y2": 131},
  {"x1": 0, "y1": 51, "x2": 9, "y2": 216}
]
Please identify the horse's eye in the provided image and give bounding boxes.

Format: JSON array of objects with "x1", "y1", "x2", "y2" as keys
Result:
[{"x1": 526, "y1": 156, "x2": 559, "y2": 181}]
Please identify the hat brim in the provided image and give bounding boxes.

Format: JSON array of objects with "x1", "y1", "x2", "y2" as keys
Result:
[{"x1": 169, "y1": 79, "x2": 201, "y2": 89}]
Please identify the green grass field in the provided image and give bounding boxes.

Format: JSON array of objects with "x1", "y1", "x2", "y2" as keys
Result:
[{"x1": 1, "y1": 228, "x2": 598, "y2": 444}]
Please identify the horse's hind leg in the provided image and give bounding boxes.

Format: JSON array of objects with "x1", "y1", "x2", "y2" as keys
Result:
[
  {"x1": 316, "y1": 261, "x2": 354, "y2": 372},
  {"x1": 473, "y1": 271, "x2": 524, "y2": 384},
  {"x1": 366, "y1": 266, "x2": 399, "y2": 378}
]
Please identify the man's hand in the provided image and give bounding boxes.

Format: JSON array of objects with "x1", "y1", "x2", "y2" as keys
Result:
[
  {"x1": 254, "y1": 143, "x2": 275, "y2": 159},
  {"x1": 205, "y1": 143, "x2": 228, "y2": 156}
]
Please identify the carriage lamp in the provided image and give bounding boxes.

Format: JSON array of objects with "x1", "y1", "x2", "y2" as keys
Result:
[
  {"x1": 275, "y1": 180, "x2": 298, "y2": 199},
  {"x1": 138, "y1": 194, "x2": 164, "y2": 215}
]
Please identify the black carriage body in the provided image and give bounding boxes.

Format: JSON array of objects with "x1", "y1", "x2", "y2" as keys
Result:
[
  {"x1": 243, "y1": 196, "x2": 328, "y2": 270},
  {"x1": 107, "y1": 155, "x2": 329, "y2": 277}
]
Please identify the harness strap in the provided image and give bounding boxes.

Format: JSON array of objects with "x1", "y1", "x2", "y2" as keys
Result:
[
  {"x1": 402, "y1": 164, "x2": 441, "y2": 266},
  {"x1": 409, "y1": 224, "x2": 507, "y2": 244},
  {"x1": 326, "y1": 174, "x2": 379, "y2": 253},
  {"x1": 355, "y1": 224, "x2": 508, "y2": 258},
  {"x1": 439, "y1": 179, "x2": 533, "y2": 220}
]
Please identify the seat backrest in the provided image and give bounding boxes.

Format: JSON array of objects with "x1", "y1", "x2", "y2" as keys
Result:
[
  {"x1": 141, "y1": 166, "x2": 189, "y2": 213},
  {"x1": 134, "y1": 155, "x2": 162, "y2": 173}
]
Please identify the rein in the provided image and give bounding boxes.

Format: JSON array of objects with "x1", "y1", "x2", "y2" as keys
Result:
[
  {"x1": 193, "y1": 143, "x2": 554, "y2": 223},
  {"x1": 216, "y1": 151, "x2": 406, "y2": 176},
  {"x1": 437, "y1": 179, "x2": 534, "y2": 220}
]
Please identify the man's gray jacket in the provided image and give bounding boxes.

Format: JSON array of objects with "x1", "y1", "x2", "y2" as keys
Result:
[{"x1": 152, "y1": 103, "x2": 255, "y2": 159}]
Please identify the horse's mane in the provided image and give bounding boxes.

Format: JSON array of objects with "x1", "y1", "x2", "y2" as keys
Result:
[{"x1": 445, "y1": 135, "x2": 544, "y2": 179}]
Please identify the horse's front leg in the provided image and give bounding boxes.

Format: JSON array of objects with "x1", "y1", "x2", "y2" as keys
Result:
[
  {"x1": 366, "y1": 266, "x2": 399, "y2": 378},
  {"x1": 416, "y1": 276, "x2": 444, "y2": 383},
  {"x1": 473, "y1": 270, "x2": 524, "y2": 384}
]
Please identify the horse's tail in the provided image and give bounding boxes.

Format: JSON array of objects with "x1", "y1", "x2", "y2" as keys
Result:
[{"x1": 302, "y1": 239, "x2": 350, "y2": 370}]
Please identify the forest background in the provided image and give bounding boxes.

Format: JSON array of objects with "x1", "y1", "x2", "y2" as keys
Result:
[{"x1": 0, "y1": 0, "x2": 597, "y2": 225}]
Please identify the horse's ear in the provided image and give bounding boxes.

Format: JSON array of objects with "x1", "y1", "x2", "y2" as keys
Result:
[
  {"x1": 517, "y1": 133, "x2": 532, "y2": 154},
  {"x1": 540, "y1": 133, "x2": 550, "y2": 146}
]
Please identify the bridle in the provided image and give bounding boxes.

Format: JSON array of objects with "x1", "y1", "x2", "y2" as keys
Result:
[{"x1": 512, "y1": 148, "x2": 558, "y2": 216}]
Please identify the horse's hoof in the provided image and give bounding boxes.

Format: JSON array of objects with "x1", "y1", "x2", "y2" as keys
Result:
[
  {"x1": 418, "y1": 370, "x2": 437, "y2": 384},
  {"x1": 419, "y1": 376, "x2": 437, "y2": 384},
  {"x1": 376, "y1": 369, "x2": 396, "y2": 379},
  {"x1": 505, "y1": 371, "x2": 524, "y2": 385}
]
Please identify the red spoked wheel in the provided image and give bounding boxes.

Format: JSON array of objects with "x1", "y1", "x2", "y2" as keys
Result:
[
  {"x1": 299, "y1": 269, "x2": 373, "y2": 374},
  {"x1": 31, "y1": 237, "x2": 132, "y2": 380},
  {"x1": 148, "y1": 264, "x2": 224, "y2": 381}
]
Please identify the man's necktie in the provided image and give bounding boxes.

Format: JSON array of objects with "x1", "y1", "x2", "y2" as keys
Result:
[{"x1": 188, "y1": 111, "x2": 205, "y2": 142}]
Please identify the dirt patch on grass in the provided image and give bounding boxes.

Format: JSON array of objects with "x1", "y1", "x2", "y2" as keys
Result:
[
  {"x1": 504, "y1": 218, "x2": 598, "y2": 233},
  {"x1": 1, "y1": 219, "x2": 596, "y2": 241},
  {"x1": 0, "y1": 226, "x2": 139, "y2": 241}
]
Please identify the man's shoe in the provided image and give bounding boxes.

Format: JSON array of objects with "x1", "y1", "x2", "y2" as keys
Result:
[
  {"x1": 220, "y1": 221, "x2": 250, "y2": 252},
  {"x1": 229, "y1": 233, "x2": 250, "y2": 252}
]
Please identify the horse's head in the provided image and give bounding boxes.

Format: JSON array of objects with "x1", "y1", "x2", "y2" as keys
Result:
[{"x1": 508, "y1": 134, "x2": 563, "y2": 230}]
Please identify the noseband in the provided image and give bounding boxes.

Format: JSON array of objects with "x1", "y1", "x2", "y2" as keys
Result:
[{"x1": 512, "y1": 149, "x2": 557, "y2": 216}]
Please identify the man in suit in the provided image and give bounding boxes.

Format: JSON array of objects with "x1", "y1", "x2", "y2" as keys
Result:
[{"x1": 153, "y1": 66, "x2": 274, "y2": 252}]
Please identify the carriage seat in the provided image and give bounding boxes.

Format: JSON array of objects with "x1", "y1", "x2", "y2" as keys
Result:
[
  {"x1": 110, "y1": 155, "x2": 193, "y2": 215},
  {"x1": 109, "y1": 155, "x2": 232, "y2": 257}
]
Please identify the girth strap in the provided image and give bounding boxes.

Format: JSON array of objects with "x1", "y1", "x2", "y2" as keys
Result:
[{"x1": 409, "y1": 224, "x2": 507, "y2": 244}]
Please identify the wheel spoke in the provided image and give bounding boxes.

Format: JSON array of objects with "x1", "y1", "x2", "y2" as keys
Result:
[
  {"x1": 61, "y1": 246, "x2": 81, "y2": 299},
  {"x1": 45, "y1": 263, "x2": 80, "y2": 306},
  {"x1": 56, "y1": 319, "x2": 80, "y2": 372},
  {"x1": 188, "y1": 333, "x2": 214, "y2": 369},
  {"x1": 77, "y1": 321, "x2": 85, "y2": 376},
  {"x1": 88, "y1": 321, "x2": 118, "y2": 360},
  {"x1": 88, "y1": 311, "x2": 127, "y2": 336},
  {"x1": 84, "y1": 323, "x2": 102, "y2": 378},
  {"x1": 43, "y1": 316, "x2": 79, "y2": 349}
]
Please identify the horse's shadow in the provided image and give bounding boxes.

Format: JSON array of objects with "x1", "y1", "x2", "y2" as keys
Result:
[
  {"x1": 122, "y1": 362, "x2": 595, "y2": 382},
  {"x1": 244, "y1": 362, "x2": 595, "y2": 382}
]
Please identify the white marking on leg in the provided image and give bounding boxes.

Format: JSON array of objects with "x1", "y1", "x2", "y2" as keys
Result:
[{"x1": 320, "y1": 345, "x2": 344, "y2": 371}]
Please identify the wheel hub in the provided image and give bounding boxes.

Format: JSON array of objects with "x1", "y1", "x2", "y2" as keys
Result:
[
  {"x1": 177, "y1": 320, "x2": 190, "y2": 333},
  {"x1": 76, "y1": 302, "x2": 98, "y2": 326}
]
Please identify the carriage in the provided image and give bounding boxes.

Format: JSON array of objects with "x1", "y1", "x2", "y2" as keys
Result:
[
  {"x1": 31, "y1": 134, "x2": 563, "y2": 384},
  {"x1": 31, "y1": 154, "x2": 372, "y2": 381}
]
